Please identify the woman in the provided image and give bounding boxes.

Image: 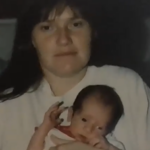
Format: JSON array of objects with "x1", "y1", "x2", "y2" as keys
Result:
[{"x1": 0, "y1": 0, "x2": 149, "y2": 150}]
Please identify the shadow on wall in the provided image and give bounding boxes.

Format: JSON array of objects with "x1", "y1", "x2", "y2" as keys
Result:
[
  {"x1": 0, "y1": 58, "x2": 7, "y2": 74},
  {"x1": 91, "y1": 1, "x2": 150, "y2": 87},
  {"x1": 0, "y1": 19, "x2": 16, "y2": 61}
]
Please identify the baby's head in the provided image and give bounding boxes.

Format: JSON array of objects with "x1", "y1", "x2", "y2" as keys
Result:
[{"x1": 69, "y1": 85, "x2": 124, "y2": 142}]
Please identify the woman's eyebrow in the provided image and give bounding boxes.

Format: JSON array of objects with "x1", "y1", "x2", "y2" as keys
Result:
[
  {"x1": 44, "y1": 17, "x2": 82, "y2": 25},
  {"x1": 43, "y1": 20, "x2": 54, "y2": 23},
  {"x1": 70, "y1": 16, "x2": 81, "y2": 19}
]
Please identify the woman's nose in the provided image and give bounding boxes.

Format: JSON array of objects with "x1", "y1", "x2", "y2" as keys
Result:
[{"x1": 56, "y1": 29, "x2": 72, "y2": 46}]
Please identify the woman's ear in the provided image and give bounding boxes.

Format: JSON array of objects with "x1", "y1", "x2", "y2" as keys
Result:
[
  {"x1": 32, "y1": 36, "x2": 36, "y2": 48},
  {"x1": 31, "y1": 31, "x2": 36, "y2": 48},
  {"x1": 32, "y1": 41, "x2": 36, "y2": 48},
  {"x1": 67, "y1": 107, "x2": 73, "y2": 122}
]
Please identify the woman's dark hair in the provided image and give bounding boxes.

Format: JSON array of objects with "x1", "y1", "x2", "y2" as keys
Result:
[
  {"x1": 0, "y1": 0, "x2": 102, "y2": 101},
  {"x1": 0, "y1": 0, "x2": 147, "y2": 101},
  {"x1": 72, "y1": 85, "x2": 124, "y2": 134}
]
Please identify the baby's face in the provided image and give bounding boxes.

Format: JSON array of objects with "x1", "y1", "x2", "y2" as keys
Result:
[{"x1": 69, "y1": 97, "x2": 112, "y2": 143}]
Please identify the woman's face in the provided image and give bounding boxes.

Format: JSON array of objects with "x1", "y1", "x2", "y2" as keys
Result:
[{"x1": 32, "y1": 7, "x2": 91, "y2": 77}]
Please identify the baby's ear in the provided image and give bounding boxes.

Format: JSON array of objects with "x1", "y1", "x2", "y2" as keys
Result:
[{"x1": 67, "y1": 107, "x2": 73, "y2": 122}]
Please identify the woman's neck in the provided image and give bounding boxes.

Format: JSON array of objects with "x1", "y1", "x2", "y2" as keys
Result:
[{"x1": 44, "y1": 68, "x2": 87, "y2": 96}]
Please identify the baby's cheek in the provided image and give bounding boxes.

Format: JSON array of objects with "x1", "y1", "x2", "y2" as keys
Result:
[
  {"x1": 71, "y1": 121, "x2": 80, "y2": 130},
  {"x1": 88, "y1": 132, "x2": 98, "y2": 140},
  {"x1": 69, "y1": 124, "x2": 78, "y2": 134},
  {"x1": 73, "y1": 126, "x2": 81, "y2": 134}
]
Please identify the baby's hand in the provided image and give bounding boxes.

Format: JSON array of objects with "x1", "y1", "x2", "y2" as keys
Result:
[
  {"x1": 27, "y1": 102, "x2": 68, "y2": 150},
  {"x1": 40, "y1": 101, "x2": 67, "y2": 130}
]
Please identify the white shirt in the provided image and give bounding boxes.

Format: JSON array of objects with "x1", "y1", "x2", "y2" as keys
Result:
[{"x1": 0, "y1": 65, "x2": 149, "y2": 150}]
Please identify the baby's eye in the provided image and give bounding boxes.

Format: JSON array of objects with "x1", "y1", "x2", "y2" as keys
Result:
[
  {"x1": 96, "y1": 126, "x2": 102, "y2": 130},
  {"x1": 82, "y1": 118, "x2": 87, "y2": 122}
]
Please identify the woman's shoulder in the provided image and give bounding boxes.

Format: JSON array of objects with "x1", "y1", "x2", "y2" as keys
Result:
[
  {"x1": 0, "y1": 90, "x2": 37, "y2": 115},
  {"x1": 89, "y1": 65, "x2": 141, "y2": 81},
  {"x1": 86, "y1": 65, "x2": 144, "y2": 89},
  {"x1": 0, "y1": 90, "x2": 40, "y2": 131}
]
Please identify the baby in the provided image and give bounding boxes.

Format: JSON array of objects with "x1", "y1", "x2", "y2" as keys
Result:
[{"x1": 27, "y1": 85, "x2": 125, "y2": 150}]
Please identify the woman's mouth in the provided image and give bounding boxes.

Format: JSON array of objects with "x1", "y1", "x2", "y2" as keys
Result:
[{"x1": 55, "y1": 51, "x2": 77, "y2": 57}]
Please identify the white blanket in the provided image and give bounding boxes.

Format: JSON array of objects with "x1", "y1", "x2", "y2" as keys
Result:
[
  {"x1": 44, "y1": 128, "x2": 125, "y2": 150},
  {"x1": 44, "y1": 128, "x2": 74, "y2": 150}
]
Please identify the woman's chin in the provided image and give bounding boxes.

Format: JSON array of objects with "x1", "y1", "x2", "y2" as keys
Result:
[{"x1": 52, "y1": 66, "x2": 85, "y2": 78}]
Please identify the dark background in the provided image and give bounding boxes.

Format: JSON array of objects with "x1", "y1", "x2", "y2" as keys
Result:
[
  {"x1": 0, "y1": 0, "x2": 149, "y2": 20},
  {"x1": 0, "y1": 0, "x2": 31, "y2": 18},
  {"x1": 0, "y1": 0, "x2": 150, "y2": 85}
]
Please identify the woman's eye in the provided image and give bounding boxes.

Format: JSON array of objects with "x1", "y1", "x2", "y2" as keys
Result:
[
  {"x1": 69, "y1": 20, "x2": 84, "y2": 29},
  {"x1": 73, "y1": 21, "x2": 83, "y2": 27},
  {"x1": 41, "y1": 25, "x2": 50, "y2": 30},
  {"x1": 40, "y1": 25, "x2": 53, "y2": 31},
  {"x1": 82, "y1": 118, "x2": 87, "y2": 122}
]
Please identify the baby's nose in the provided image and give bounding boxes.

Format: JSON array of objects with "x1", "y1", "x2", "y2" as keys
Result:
[{"x1": 84, "y1": 125, "x2": 94, "y2": 133}]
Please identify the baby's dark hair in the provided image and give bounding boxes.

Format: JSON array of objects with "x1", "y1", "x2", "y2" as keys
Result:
[{"x1": 72, "y1": 85, "x2": 124, "y2": 134}]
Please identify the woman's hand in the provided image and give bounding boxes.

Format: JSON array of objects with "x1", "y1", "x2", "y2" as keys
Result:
[
  {"x1": 91, "y1": 136, "x2": 110, "y2": 150},
  {"x1": 49, "y1": 135, "x2": 101, "y2": 150},
  {"x1": 88, "y1": 135, "x2": 110, "y2": 150}
]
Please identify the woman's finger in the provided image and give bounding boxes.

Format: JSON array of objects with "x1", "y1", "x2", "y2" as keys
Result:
[
  {"x1": 50, "y1": 134, "x2": 72, "y2": 145},
  {"x1": 56, "y1": 141, "x2": 100, "y2": 150},
  {"x1": 94, "y1": 143, "x2": 102, "y2": 149},
  {"x1": 89, "y1": 138, "x2": 101, "y2": 146},
  {"x1": 49, "y1": 146, "x2": 57, "y2": 150}
]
